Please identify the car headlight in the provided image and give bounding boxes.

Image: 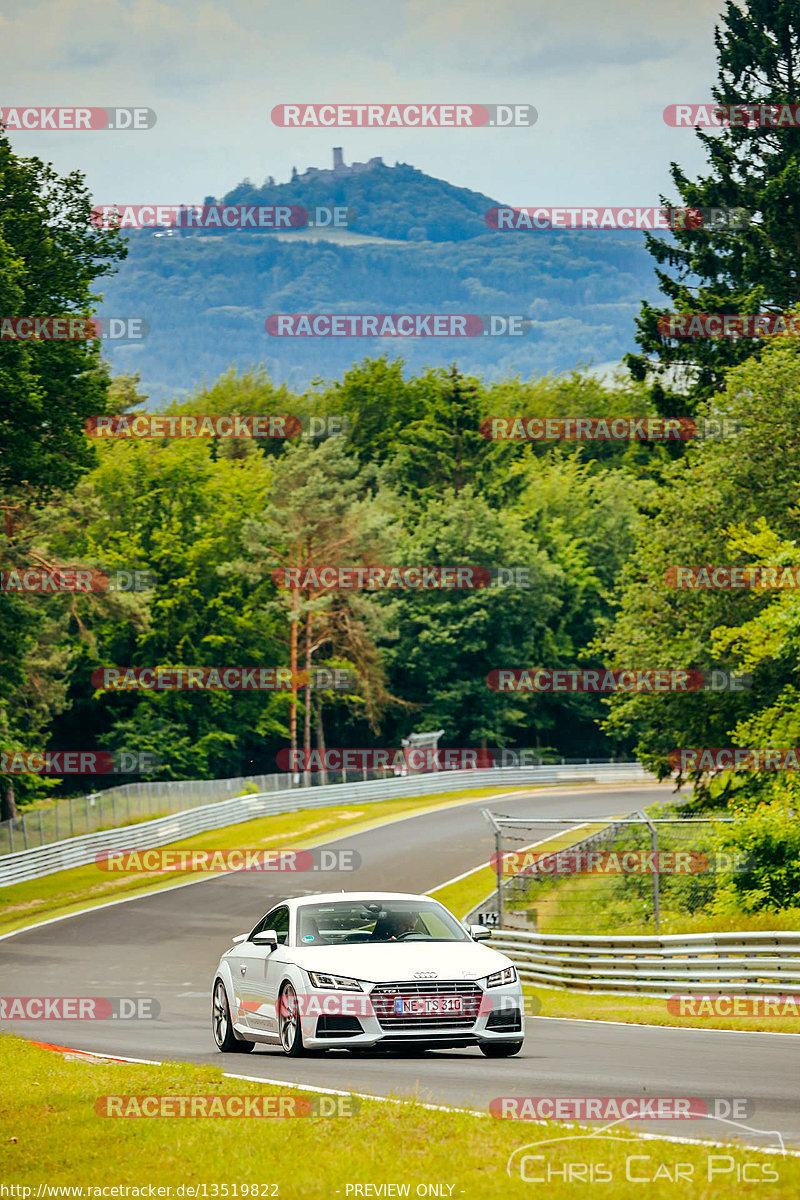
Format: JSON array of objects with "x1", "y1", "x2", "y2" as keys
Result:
[
  {"x1": 484, "y1": 966, "x2": 517, "y2": 988},
  {"x1": 307, "y1": 971, "x2": 364, "y2": 991}
]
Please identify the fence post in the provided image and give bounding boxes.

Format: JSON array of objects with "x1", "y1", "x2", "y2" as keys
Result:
[
  {"x1": 38, "y1": 810, "x2": 44, "y2": 845},
  {"x1": 495, "y1": 829, "x2": 505, "y2": 929},
  {"x1": 85, "y1": 794, "x2": 91, "y2": 833},
  {"x1": 639, "y1": 810, "x2": 660, "y2": 933},
  {"x1": 112, "y1": 792, "x2": 117, "y2": 827},
  {"x1": 8, "y1": 821, "x2": 13, "y2": 853},
  {"x1": 22, "y1": 813, "x2": 28, "y2": 850},
  {"x1": 55, "y1": 803, "x2": 60, "y2": 843},
  {"x1": 70, "y1": 796, "x2": 74, "y2": 838}
]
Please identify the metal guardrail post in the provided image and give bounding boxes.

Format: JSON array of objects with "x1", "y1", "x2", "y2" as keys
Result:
[{"x1": 69, "y1": 796, "x2": 74, "y2": 838}]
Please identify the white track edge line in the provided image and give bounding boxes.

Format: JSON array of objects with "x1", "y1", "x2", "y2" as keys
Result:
[{"x1": 27, "y1": 1042, "x2": 800, "y2": 1157}]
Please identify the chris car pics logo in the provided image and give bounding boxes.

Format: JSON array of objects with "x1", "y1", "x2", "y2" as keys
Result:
[{"x1": 504, "y1": 1119, "x2": 783, "y2": 1184}]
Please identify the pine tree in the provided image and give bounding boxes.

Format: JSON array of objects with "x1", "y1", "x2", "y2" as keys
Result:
[{"x1": 627, "y1": 0, "x2": 800, "y2": 415}]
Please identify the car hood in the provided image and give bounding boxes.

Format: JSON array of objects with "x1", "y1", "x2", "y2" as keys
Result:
[{"x1": 288, "y1": 940, "x2": 512, "y2": 984}]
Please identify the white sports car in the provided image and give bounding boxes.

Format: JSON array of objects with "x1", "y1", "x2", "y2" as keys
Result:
[{"x1": 212, "y1": 891, "x2": 524, "y2": 1057}]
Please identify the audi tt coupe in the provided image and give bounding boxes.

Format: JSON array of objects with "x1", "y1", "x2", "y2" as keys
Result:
[{"x1": 211, "y1": 891, "x2": 524, "y2": 1057}]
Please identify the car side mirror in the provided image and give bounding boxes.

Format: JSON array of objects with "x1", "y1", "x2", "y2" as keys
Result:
[
  {"x1": 468, "y1": 923, "x2": 492, "y2": 942},
  {"x1": 252, "y1": 929, "x2": 279, "y2": 948}
]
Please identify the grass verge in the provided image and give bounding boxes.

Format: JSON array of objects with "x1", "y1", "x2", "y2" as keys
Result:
[
  {"x1": 0, "y1": 1035, "x2": 794, "y2": 1199},
  {"x1": 523, "y1": 985, "x2": 800, "y2": 1035}
]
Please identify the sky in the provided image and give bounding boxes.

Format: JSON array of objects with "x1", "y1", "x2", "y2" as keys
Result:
[{"x1": 0, "y1": 0, "x2": 732, "y2": 207}]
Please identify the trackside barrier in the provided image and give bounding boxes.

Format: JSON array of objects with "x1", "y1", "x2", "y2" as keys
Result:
[
  {"x1": 488, "y1": 929, "x2": 800, "y2": 997},
  {"x1": 0, "y1": 758, "x2": 646, "y2": 855},
  {"x1": 0, "y1": 763, "x2": 651, "y2": 886}
]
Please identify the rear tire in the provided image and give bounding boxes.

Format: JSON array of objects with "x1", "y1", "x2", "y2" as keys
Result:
[
  {"x1": 479, "y1": 1040, "x2": 523, "y2": 1058},
  {"x1": 212, "y1": 979, "x2": 254, "y2": 1054},
  {"x1": 278, "y1": 982, "x2": 306, "y2": 1056}
]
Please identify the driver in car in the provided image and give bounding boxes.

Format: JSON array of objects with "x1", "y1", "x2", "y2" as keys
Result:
[{"x1": 372, "y1": 910, "x2": 418, "y2": 940}]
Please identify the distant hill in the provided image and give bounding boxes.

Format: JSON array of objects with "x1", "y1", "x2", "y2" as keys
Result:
[
  {"x1": 97, "y1": 154, "x2": 662, "y2": 402},
  {"x1": 217, "y1": 152, "x2": 501, "y2": 242}
]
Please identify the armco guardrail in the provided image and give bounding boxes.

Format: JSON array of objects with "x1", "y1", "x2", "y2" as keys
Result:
[
  {"x1": 489, "y1": 929, "x2": 800, "y2": 997},
  {"x1": 0, "y1": 757, "x2": 643, "y2": 855},
  {"x1": 0, "y1": 762, "x2": 650, "y2": 887}
]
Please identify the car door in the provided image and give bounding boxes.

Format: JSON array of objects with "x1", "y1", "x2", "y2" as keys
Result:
[
  {"x1": 260, "y1": 906, "x2": 293, "y2": 1031},
  {"x1": 239, "y1": 906, "x2": 290, "y2": 1035},
  {"x1": 228, "y1": 931, "x2": 269, "y2": 1033}
]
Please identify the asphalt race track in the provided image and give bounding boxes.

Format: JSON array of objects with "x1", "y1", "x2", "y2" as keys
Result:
[{"x1": 2, "y1": 782, "x2": 798, "y2": 1150}]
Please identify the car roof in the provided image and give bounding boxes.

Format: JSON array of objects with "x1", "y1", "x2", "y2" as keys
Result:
[{"x1": 286, "y1": 891, "x2": 433, "y2": 909}]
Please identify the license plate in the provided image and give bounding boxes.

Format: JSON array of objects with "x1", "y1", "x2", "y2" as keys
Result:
[{"x1": 394, "y1": 996, "x2": 463, "y2": 1015}]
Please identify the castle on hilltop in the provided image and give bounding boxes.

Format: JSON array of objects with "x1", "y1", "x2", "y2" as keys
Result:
[{"x1": 291, "y1": 147, "x2": 384, "y2": 182}]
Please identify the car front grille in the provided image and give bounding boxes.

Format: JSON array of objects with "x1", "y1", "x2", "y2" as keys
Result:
[{"x1": 370, "y1": 980, "x2": 482, "y2": 1031}]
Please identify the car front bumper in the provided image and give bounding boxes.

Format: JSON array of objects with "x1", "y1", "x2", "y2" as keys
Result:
[{"x1": 298, "y1": 979, "x2": 525, "y2": 1049}]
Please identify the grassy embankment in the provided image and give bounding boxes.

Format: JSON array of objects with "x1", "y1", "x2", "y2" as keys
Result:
[{"x1": 0, "y1": 1036, "x2": 794, "y2": 1199}]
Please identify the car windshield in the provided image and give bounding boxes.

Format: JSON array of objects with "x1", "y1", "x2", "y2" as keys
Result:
[{"x1": 296, "y1": 899, "x2": 470, "y2": 946}]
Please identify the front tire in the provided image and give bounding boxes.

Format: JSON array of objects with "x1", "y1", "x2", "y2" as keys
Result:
[
  {"x1": 278, "y1": 982, "x2": 306, "y2": 1056},
  {"x1": 479, "y1": 1040, "x2": 523, "y2": 1058},
  {"x1": 212, "y1": 979, "x2": 254, "y2": 1053}
]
